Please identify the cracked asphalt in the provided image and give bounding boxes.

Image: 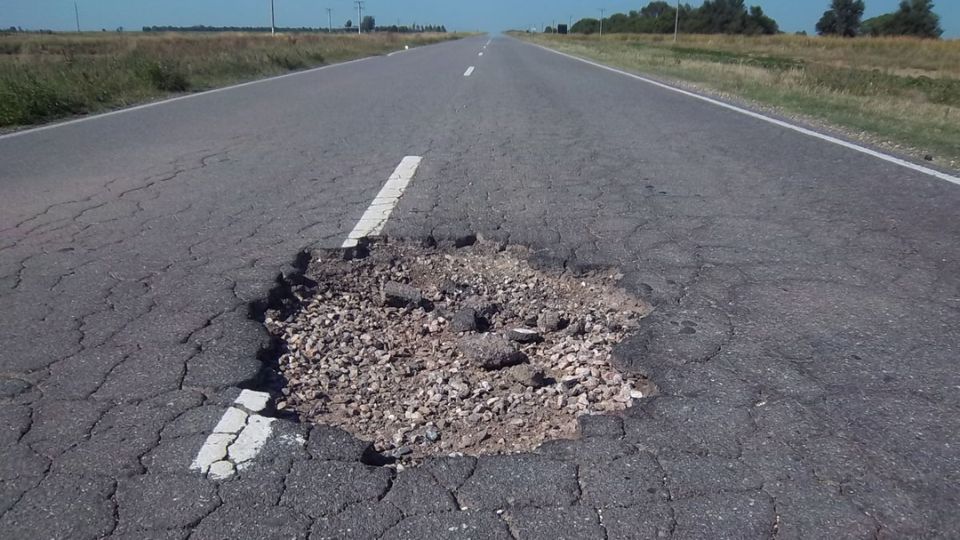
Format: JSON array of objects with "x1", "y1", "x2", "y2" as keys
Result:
[{"x1": 1, "y1": 34, "x2": 959, "y2": 539}]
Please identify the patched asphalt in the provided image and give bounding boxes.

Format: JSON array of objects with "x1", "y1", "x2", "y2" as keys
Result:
[{"x1": 1, "y1": 34, "x2": 959, "y2": 539}]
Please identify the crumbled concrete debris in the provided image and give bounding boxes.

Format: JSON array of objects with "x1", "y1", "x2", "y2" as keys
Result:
[
  {"x1": 507, "y1": 328, "x2": 542, "y2": 343},
  {"x1": 462, "y1": 334, "x2": 528, "y2": 370},
  {"x1": 382, "y1": 281, "x2": 424, "y2": 308},
  {"x1": 537, "y1": 310, "x2": 565, "y2": 333},
  {"x1": 265, "y1": 240, "x2": 653, "y2": 461},
  {"x1": 450, "y1": 307, "x2": 482, "y2": 333}
]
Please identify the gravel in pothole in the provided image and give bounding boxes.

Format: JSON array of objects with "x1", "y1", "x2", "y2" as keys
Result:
[{"x1": 265, "y1": 240, "x2": 654, "y2": 461}]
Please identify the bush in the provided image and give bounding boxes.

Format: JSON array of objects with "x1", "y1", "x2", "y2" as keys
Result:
[
  {"x1": 268, "y1": 53, "x2": 306, "y2": 71},
  {"x1": 143, "y1": 62, "x2": 190, "y2": 92},
  {"x1": 0, "y1": 73, "x2": 86, "y2": 124}
]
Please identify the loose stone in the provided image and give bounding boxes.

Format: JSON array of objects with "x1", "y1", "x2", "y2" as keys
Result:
[
  {"x1": 461, "y1": 334, "x2": 528, "y2": 370},
  {"x1": 264, "y1": 241, "x2": 653, "y2": 461},
  {"x1": 382, "y1": 281, "x2": 423, "y2": 308}
]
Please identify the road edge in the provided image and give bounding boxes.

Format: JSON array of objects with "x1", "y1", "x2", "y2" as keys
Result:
[{"x1": 514, "y1": 36, "x2": 960, "y2": 187}]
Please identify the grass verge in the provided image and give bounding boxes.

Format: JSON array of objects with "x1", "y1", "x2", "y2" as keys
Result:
[
  {"x1": 516, "y1": 32, "x2": 960, "y2": 170},
  {"x1": 0, "y1": 32, "x2": 469, "y2": 129}
]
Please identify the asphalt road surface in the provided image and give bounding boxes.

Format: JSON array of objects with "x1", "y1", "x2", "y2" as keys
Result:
[{"x1": 2, "y1": 34, "x2": 959, "y2": 539}]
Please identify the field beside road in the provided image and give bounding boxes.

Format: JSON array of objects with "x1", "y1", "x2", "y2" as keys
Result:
[
  {"x1": 518, "y1": 32, "x2": 960, "y2": 170},
  {"x1": 0, "y1": 31, "x2": 465, "y2": 128}
]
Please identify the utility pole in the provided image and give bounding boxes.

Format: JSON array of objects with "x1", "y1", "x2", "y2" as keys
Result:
[
  {"x1": 270, "y1": 0, "x2": 276, "y2": 35},
  {"x1": 599, "y1": 8, "x2": 605, "y2": 37},
  {"x1": 74, "y1": 1, "x2": 80, "y2": 32},
  {"x1": 354, "y1": 0, "x2": 364, "y2": 34},
  {"x1": 673, "y1": 0, "x2": 680, "y2": 42},
  {"x1": 326, "y1": 8, "x2": 332, "y2": 32}
]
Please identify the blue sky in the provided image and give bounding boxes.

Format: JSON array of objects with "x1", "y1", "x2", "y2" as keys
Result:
[{"x1": 3, "y1": 0, "x2": 958, "y2": 37}]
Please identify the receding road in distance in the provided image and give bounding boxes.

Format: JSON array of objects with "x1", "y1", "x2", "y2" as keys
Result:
[{"x1": 1, "y1": 34, "x2": 959, "y2": 539}]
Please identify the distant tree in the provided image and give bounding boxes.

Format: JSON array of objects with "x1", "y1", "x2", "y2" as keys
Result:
[
  {"x1": 571, "y1": 17, "x2": 600, "y2": 34},
  {"x1": 640, "y1": 1, "x2": 673, "y2": 19},
  {"x1": 884, "y1": 0, "x2": 943, "y2": 37},
  {"x1": 345, "y1": 19, "x2": 353, "y2": 29},
  {"x1": 544, "y1": 26, "x2": 554, "y2": 33},
  {"x1": 692, "y1": 0, "x2": 750, "y2": 34},
  {"x1": 861, "y1": 13, "x2": 897, "y2": 36},
  {"x1": 744, "y1": 6, "x2": 778, "y2": 35},
  {"x1": 816, "y1": 0, "x2": 865, "y2": 37},
  {"x1": 571, "y1": 1, "x2": 777, "y2": 36},
  {"x1": 360, "y1": 16, "x2": 375, "y2": 32}
]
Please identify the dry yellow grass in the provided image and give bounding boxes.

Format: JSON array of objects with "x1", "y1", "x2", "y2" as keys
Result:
[{"x1": 597, "y1": 33, "x2": 960, "y2": 77}]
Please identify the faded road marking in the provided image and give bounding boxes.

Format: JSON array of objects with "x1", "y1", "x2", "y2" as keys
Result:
[
  {"x1": 190, "y1": 389, "x2": 274, "y2": 479},
  {"x1": 342, "y1": 156, "x2": 423, "y2": 248}
]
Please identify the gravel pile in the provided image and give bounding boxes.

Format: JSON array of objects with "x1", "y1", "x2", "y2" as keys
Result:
[{"x1": 265, "y1": 240, "x2": 653, "y2": 461}]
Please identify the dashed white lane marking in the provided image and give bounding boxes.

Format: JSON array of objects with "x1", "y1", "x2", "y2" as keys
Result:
[
  {"x1": 191, "y1": 389, "x2": 274, "y2": 479},
  {"x1": 0, "y1": 57, "x2": 376, "y2": 142},
  {"x1": 227, "y1": 415, "x2": 275, "y2": 464},
  {"x1": 342, "y1": 156, "x2": 423, "y2": 248},
  {"x1": 464, "y1": 66, "x2": 476, "y2": 77},
  {"x1": 479, "y1": 52, "x2": 484, "y2": 56},
  {"x1": 235, "y1": 389, "x2": 270, "y2": 411},
  {"x1": 526, "y1": 41, "x2": 960, "y2": 187}
]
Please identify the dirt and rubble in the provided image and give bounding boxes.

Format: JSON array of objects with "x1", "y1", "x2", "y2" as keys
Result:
[{"x1": 264, "y1": 240, "x2": 654, "y2": 461}]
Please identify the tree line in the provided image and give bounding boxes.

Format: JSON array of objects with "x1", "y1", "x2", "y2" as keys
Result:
[
  {"x1": 142, "y1": 20, "x2": 447, "y2": 34},
  {"x1": 571, "y1": 1, "x2": 779, "y2": 36},
  {"x1": 817, "y1": 0, "x2": 942, "y2": 38},
  {"x1": 567, "y1": 0, "x2": 944, "y2": 38}
]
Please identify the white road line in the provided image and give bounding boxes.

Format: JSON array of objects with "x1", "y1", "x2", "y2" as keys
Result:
[
  {"x1": 342, "y1": 156, "x2": 423, "y2": 248},
  {"x1": 464, "y1": 66, "x2": 476, "y2": 77},
  {"x1": 0, "y1": 56, "x2": 376, "y2": 141},
  {"x1": 526, "y1": 41, "x2": 960, "y2": 187},
  {"x1": 387, "y1": 45, "x2": 411, "y2": 57},
  {"x1": 479, "y1": 52, "x2": 484, "y2": 56},
  {"x1": 190, "y1": 389, "x2": 274, "y2": 479}
]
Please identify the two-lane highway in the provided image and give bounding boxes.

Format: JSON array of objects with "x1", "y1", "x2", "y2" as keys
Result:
[{"x1": 2, "y1": 34, "x2": 959, "y2": 538}]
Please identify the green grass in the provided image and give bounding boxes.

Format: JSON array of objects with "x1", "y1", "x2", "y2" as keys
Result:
[
  {"x1": 517, "y1": 33, "x2": 960, "y2": 169},
  {"x1": 0, "y1": 32, "x2": 468, "y2": 128}
]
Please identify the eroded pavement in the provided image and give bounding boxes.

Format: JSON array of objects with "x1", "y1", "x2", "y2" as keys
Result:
[{"x1": 1, "y1": 35, "x2": 959, "y2": 539}]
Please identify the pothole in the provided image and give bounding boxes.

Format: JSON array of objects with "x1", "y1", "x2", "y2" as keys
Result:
[{"x1": 264, "y1": 239, "x2": 655, "y2": 463}]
